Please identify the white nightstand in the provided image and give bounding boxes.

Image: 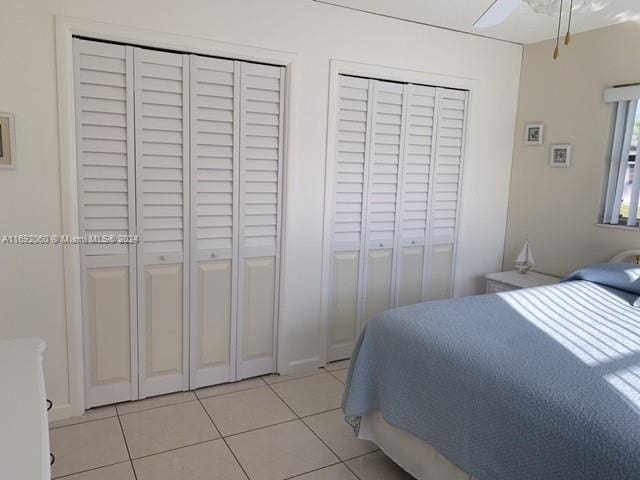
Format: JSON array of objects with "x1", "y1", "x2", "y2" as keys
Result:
[{"x1": 485, "y1": 270, "x2": 560, "y2": 293}]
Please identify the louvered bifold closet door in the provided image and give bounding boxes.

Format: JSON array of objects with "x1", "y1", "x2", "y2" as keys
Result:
[
  {"x1": 395, "y1": 84, "x2": 436, "y2": 307},
  {"x1": 426, "y1": 88, "x2": 468, "y2": 300},
  {"x1": 361, "y1": 80, "x2": 405, "y2": 324},
  {"x1": 74, "y1": 39, "x2": 138, "y2": 408},
  {"x1": 327, "y1": 75, "x2": 372, "y2": 362},
  {"x1": 236, "y1": 62, "x2": 284, "y2": 379},
  {"x1": 189, "y1": 56, "x2": 239, "y2": 388},
  {"x1": 134, "y1": 48, "x2": 190, "y2": 398}
]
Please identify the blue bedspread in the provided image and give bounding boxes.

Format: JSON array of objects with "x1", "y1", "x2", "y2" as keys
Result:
[{"x1": 343, "y1": 279, "x2": 640, "y2": 480}]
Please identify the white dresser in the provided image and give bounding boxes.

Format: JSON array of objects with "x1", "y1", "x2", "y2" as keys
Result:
[
  {"x1": 485, "y1": 270, "x2": 560, "y2": 293},
  {"x1": 0, "y1": 338, "x2": 50, "y2": 480}
]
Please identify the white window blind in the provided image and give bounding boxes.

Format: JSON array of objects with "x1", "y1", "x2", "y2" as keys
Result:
[{"x1": 603, "y1": 87, "x2": 640, "y2": 227}]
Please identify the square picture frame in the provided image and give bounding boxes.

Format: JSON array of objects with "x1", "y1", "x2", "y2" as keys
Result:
[
  {"x1": 550, "y1": 144, "x2": 571, "y2": 168},
  {"x1": 525, "y1": 122, "x2": 544, "y2": 145},
  {"x1": 0, "y1": 112, "x2": 16, "y2": 169}
]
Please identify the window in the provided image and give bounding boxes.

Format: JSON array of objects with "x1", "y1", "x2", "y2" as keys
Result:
[{"x1": 602, "y1": 86, "x2": 640, "y2": 227}]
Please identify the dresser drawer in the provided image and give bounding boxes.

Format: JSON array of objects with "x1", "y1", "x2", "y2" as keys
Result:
[{"x1": 486, "y1": 280, "x2": 518, "y2": 294}]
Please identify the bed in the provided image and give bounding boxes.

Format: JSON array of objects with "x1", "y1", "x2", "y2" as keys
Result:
[{"x1": 342, "y1": 251, "x2": 640, "y2": 480}]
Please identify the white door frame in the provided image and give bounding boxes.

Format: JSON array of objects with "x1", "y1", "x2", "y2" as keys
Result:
[
  {"x1": 319, "y1": 59, "x2": 477, "y2": 366},
  {"x1": 55, "y1": 15, "x2": 295, "y2": 419}
]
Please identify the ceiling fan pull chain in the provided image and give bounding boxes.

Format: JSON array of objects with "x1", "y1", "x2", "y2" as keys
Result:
[
  {"x1": 565, "y1": 0, "x2": 574, "y2": 45},
  {"x1": 553, "y1": 0, "x2": 564, "y2": 59}
]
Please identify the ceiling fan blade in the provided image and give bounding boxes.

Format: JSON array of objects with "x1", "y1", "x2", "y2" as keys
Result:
[{"x1": 474, "y1": 0, "x2": 522, "y2": 28}]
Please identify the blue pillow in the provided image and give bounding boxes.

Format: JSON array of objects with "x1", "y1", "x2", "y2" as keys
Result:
[{"x1": 564, "y1": 262, "x2": 640, "y2": 297}]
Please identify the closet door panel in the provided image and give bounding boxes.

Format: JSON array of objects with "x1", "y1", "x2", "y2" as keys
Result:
[
  {"x1": 426, "y1": 244, "x2": 454, "y2": 300},
  {"x1": 135, "y1": 48, "x2": 189, "y2": 398},
  {"x1": 144, "y1": 264, "x2": 183, "y2": 377},
  {"x1": 329, "y1": 251, "x2": 359, "y2": 360},
  {"x1": 198, "y1": 260, "x2": 232, "y2": 368},
  {"x1": 74, "y1": 38, "x2": 137, "y2": 407},
  {"x1": 189, "y1": 56, "x2": 238, "y2": 388},
  {"x1": 237, "y1": 63, "x2": 284, "y2": 378},
  {"x1": 425, "y1": 88, "x2": 467, "y2": 301},
  {"x1": 328, "y1": 75, "x2": 372, "y2": 361},
  {"x1": 241, "y1": 257, "x2": 276, "y2": 362},
  {"x1": 397, "y1": 246, "x2": 423, "y2": 306},
  {"x1": 364, "y1": 249, "x2": 393, "y2": 320},
  {"x1": 85, "y1": 267, "x2": 131, "y2": 400},
  {"x1": 361, "y1": 80, "x2": 404, "y2": 325}
]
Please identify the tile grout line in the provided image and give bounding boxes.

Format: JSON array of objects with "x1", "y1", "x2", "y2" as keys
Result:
[
  {"x1": 284, "y1": 448, "x2": 378, "y2": 480},
  {"x1": 51, "y1": 460, "x2": 132, "y2": 480},
  {"x1": 50, "y1": 370, "x2": 333, "y2": 430},
  {"x1": 325, "y1": 368, "x2": 347, "y2": 385},
  {"x1": 265, "y1": 367, "x2": 372, "y2": 480},
  {"x1": 49, "y1": 414, "x2": 119, "y2": 430},
  {"x1": 50, "y1": 366, "x2": 353, "y2": 479},
  {"x1": 282, "y1": 460, "x2": 344, "y2": 480},
  {"x1": 195, "y1": 393, "x2": 253, "y2": 480},
  {"x1": 223, "y1": 417, "x2": 300, "y2": 439},
  {"x1": 115, "y1": 402, "x2": 139, "y2": 480},
  {"x1": 265, "y1": 378, "x2": 347, "y2": 470},
  {"x1": 126, "y1": 438, "x2": 225, "y2": 462}
]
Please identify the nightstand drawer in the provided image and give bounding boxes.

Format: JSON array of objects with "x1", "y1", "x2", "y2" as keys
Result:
[
  {"x1": 486, "y1": 280, "x2": 518, "y2": 294},
  {"x1": 485, "y1": 270, "x2": 559, "y2": 293}
]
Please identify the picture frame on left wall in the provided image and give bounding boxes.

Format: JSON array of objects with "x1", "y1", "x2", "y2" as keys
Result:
[
  {"x1": 525, "y1": 122, "x2": 544, "y2": 145},
  {"x1": 0, "y1": 112, "x2": 16, "y2": 169},
  {"x1": 550, "y1": 144, "x2": 572, "y2": 168}
]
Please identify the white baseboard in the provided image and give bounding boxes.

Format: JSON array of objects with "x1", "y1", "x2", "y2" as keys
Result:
[
  {"x1": 281, "y1": 357, "x2": 322, "y2": 375},
  {"x1": 47, "y1": 402, "x2": 83, "y2": 422}
]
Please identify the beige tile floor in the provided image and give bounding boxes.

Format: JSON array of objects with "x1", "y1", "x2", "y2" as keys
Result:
[{"x1": 49, "y1": 363, "x2": 414, "y2": 480}]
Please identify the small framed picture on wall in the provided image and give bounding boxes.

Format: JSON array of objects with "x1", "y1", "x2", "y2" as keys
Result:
[
  {"x1": 0, "y1": 112, "x2": 16, "y2": 169},
  {"x1": 525, "y1": 123, "x2": 544, "y2": 145},
  {"x1": 550, "y1": 144, "x2": 571, "y2": 168}
]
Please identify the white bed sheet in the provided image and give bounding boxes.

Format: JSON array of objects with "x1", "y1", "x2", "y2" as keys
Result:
[{"x1": 358, "y1": 410, "x2": 474, "y2": 480}]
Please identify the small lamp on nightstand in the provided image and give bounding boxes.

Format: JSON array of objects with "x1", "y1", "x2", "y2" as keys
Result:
[{"x1": 515, "y1": 240, "x2": 536, "y2": 274}]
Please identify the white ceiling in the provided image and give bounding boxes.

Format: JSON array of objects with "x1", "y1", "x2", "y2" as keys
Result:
[{"x1": 316, "y1": 0, "x2": 640, "y2": 44}]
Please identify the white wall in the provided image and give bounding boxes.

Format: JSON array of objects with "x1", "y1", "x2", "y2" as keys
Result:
[
  {"x1": 505, "y1": 22, "x2": 640, "y2": 277},
  {"x1": 0, "y1": 0, "x2": 522, "y2": 417}
]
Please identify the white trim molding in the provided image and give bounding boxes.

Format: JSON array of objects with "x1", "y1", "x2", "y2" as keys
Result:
[
  {"x1": 604, "y1": 84, "x2": 640, "y2": 103},
  {"x1": 319, "y1": 59, "x2": 477, "y2": 366},
  {"x1": 54, "y1": 15, "x2": 296, "y2": 419}
]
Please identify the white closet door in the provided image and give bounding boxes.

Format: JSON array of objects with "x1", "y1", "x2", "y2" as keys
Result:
[
  {"x1": 425, "y1": 88, "x2": 468, "y2": 300},
  {"x1": 395, "y1": 84, "x2": 437, "y2": 306},
  {"x1": 236, "y1": 62, "x2": 284, "y2": 379},
  {"x1": 327, "y1": 75, "x2": 372, "y2": 361},
  {"x1": 134, "y1": 48, "x2": 190, "y2": 398},
  {"x1": 74, "y1": 38, "x2": 138, "y2": 408},
  {"x1": 189, "y1": 55, "x2": 239, "y2": 388},
  {"x1": 361, "y1": 80, "x2": 405, "y2": 324}
]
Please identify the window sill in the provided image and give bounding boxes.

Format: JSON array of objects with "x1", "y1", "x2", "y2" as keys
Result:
[{"x1": 594, "y1": 223, "x2": 640, "y2": 232}]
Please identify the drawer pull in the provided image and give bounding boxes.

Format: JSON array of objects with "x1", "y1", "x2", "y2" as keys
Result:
[
  {"x1": 160, "y1": 255, "x2": 167, "y2": 261},
  {"x1": 211, "y1": 253, "x2": 216, "y2": 258},
  {"x1": 378, "y1": 243, "x2": 384, "y2": 248},
  {"x1": 46, "y1": 399, "x2": 53, "y2": 411},
  {"x1": 50, "y1": 453, "x2": 55, "y2": 466}
]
